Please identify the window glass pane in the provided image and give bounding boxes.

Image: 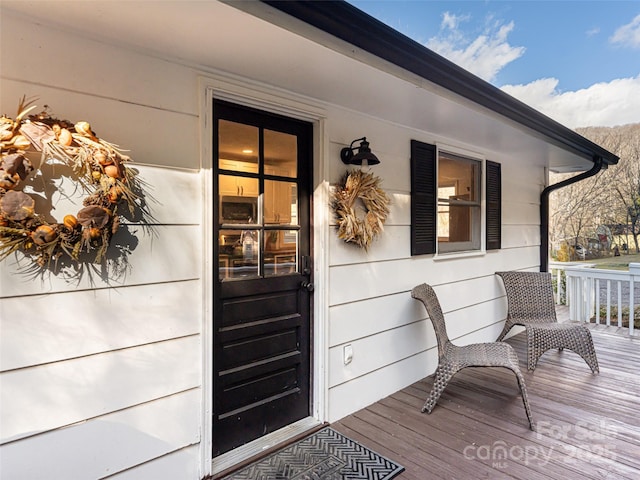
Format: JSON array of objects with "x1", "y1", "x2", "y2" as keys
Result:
[
  {"x1": 447, "y1": 205, "x2": 474, "y2": 242},
  {"x1": 219, "y1": 229, "x2": 259, "y2": 279},
  {"x1": 219, "y1": 229, "x2": 239, "y2": 280},
  {"x1": 438, "y1": 153, "x2": 481, "y2": 252},
  {"x1": 219, "y1": 175, "x2": 258, "y2": 224},
  {"x1": 438, "y1": 154, "x2": 479, "y2": 202},
  {"x1": 437, "y1": 186, "x2": 455, "y2": 238},
  {"x1": 264, "y1": 129, "x2": 297, "y2": 177},
  {"x1": 218, "y1": 120, "x2": 258, "y2": 173},
  {"x1": 264, "y1": 230, "x2": 298, "y2": 276},
  {"x1": 264, "y1": 180, "x2": 297, "y2": 225}
]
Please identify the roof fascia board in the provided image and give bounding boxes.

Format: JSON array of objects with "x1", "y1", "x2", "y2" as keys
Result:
[{"x1": 261, "y1": 0, "x2": 618, "y2": 166}]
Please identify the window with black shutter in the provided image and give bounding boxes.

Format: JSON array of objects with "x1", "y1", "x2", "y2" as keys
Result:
[{"x1": 410, "y1": 140, "x2": 501, "y2": 255}]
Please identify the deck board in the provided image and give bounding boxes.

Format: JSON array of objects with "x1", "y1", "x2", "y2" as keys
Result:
[{"x1": 332, "y1": 322, "x2": 640, "y2": 479}]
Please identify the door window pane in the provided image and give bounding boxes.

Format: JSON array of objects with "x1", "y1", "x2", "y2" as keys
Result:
[
  {"x1": 264, "y1": 180, "x2": 296, "y2": 225},
  {"x1": 264, "y1": 129, "x2": 297, "y2": 177},
  {"x1": 218, "y1": 229, "x2": 260, "y2": 279},
  {"x1": 218, "y1": 120, "x2": 258, "y2": 173},
  {"x1": 219, "y1": 175, "x2": 258, "y2": 224},
  {"x1": 264, "y1": 230, "x2": 298, "y2": 276},
  {"x1": 218, "y1": 229, "x2": 238, "y2": 280}
]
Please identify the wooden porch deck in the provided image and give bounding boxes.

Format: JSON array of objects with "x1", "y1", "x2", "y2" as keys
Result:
[{"x1": 332, "y1": 316, "x2": 640, "y2": 479}]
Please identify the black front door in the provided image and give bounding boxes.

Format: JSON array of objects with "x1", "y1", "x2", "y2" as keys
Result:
[{"x1": 212, "y1": 100, "x2": 313, "y2": 457}]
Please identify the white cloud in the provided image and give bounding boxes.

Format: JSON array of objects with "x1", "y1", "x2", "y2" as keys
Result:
[
  {"x1": 610, "y1": 14, "x2": 640, "y2": 48},
  {"x1": 424, "y1": 11, "x2": 640, "y2": 128},
  {"x1": 586, "y1": 27, "x2": 600, "y2": 37},
  {"x1": 426, "y1": 15, "x2": 525, "y2": 82},
  {"x1": 441, "y1": 12, "x2": 470, "y2": 31},
  {"x1": 500, "y1": 75, "x2": 640, "y2": 128}
]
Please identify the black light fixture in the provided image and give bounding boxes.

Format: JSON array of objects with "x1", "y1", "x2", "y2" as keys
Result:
[{"x1": 340, "y1": 137, "x2": 380, "y2": 165}]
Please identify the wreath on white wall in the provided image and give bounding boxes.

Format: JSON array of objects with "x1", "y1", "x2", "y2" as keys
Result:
[
  {"x1": 331, "y1": 169, "x2": 390, "y2": 250},
  {"x1": 0, "y1": 96, "x2": 151, "y2": 278}
]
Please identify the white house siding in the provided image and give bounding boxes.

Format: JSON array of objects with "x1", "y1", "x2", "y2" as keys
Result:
[
  {"x1": 324, "y1": 107, "x2": 545, "y2": 422},
  {"x1": 0, "y1": 12, "x2": 204, "y2": 480},
  {"x1": 0, "y1": 3, "x2": 562, "y2": 479}
]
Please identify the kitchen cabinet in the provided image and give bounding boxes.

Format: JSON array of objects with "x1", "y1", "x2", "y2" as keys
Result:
[
  {"x1": 219, "y1": 159, "x2": 258, "y2": 197},
  {"x1": 264, "y1": 164, "x2": 295, "y2": 224},
  {"x1": 264, "y1": 179, "x2": 293, "y2": 224},
  {"x1": 219, "y1": 175, "x2": 258, "y2": 197}
]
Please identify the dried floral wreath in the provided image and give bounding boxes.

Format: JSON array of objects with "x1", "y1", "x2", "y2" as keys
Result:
[
  {"x1": 331, "y1": 169, "x2": 390, "y2": 250},
  {"x1": 0, "y1": 96, "x2": 148, "y2": 276}
]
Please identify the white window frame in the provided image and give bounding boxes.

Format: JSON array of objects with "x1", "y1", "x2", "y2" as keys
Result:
[{"x1": 436, "y1": 148, "x2": 485, "y2": 256}]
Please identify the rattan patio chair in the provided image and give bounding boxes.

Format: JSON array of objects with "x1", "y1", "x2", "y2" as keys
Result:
[
  {"x1": 496, "y1": 271, "x2": 599, "y2": 373},
  {"x1": 411, "y1": 283, "x2": 534, "y2": 430}
]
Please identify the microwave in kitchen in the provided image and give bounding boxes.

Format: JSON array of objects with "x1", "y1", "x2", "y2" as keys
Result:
[{"x1": 220, "y1": 195, "x2": 258, "y2": 224}]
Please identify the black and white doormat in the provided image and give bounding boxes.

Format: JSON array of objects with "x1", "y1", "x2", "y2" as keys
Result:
[{"x1": 222, "y1": 427, "x2": 405, "y2": 480}]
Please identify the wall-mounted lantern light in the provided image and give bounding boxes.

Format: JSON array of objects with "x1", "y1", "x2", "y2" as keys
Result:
[{"x1": 340, "y1": 137, "x2": 380, "y2": 166}]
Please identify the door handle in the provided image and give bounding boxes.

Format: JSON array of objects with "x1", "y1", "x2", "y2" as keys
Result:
[{"x1": 300, "y1": 280, "x2": 314, "y2": 292}]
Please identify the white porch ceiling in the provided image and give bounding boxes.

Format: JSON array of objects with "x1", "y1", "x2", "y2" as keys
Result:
[{"x1": 1, "y1": 0, "x2": 593, "y2": 172}]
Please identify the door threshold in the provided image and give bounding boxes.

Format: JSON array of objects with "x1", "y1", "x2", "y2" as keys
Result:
[{"x1": 211, "y1": 417, "x2": 324, "y2": 478}]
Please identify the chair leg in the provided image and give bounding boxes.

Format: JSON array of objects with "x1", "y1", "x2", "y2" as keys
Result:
[
  {"x1": 422, "y1": 365, "x2": 454, "y2": 414},
  {"x1": 512, "y1": 368, "x2": 535, "y2": 430},
  {"x1": 526, "y1": 328, "x2": 543, "y2": 371},
  {"x1": 526, "y1": 326, "x2": 599, "y2": 373},
  {"x1": 564, "y1": 345, "x2": 599, "y2": 373},
  {"x1": 572, "y1": 330, "x2": 600, "y2": 374},
  {"x1": 583, "y1": 351, "x2": 599, "y2": 374}
]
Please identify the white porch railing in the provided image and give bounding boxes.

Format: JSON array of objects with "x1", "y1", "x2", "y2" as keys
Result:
[
  {"x1": 549, "y1": 262, "x2": 595, "y2": 306},
  {"x1": 549, "y1": 261, "x2": 639, "y2": 335}
]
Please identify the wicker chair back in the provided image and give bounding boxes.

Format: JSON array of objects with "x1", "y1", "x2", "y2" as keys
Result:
[
  {"x1": 411, "y1": 283, "x2": 451, "y2": 357},
  {"x1": 496, "y1": 271, "x2": 557, "y2": 324}
]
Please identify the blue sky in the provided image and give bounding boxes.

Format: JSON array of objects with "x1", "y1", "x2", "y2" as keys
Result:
[{"x1": 349, "y1": 1, "x2": 640, "y2": 128}]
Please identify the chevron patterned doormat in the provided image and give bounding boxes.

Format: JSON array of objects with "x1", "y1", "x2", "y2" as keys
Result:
[{"x1": 222, "y1": 427, "x2": 405, "y2": 480}]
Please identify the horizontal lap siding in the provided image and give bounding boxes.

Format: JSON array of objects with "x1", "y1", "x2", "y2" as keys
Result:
[
  {"x1": 0, "y1": 12, "x2": 203, "y2": 480},
  {"x1": 0, "y1": 12, "x2": 198, "y2": 171},
  {"x1": 107, "y1": 446, "x2": 201, "y2": 480},
  {"x1": 0, "y1": 391, "x2": 201, "y2": 480},
  {"x1": 502, "y1": 202, "x2": 539, "y2": 225},
  {"x1": 0, "y1": 79, "x2": 199, "y2": 169},
  {"x1": 325, "y1": 105, "x2": 545, "y2": 422},
  {"x1": 328, "y1": 245, "x2": 539, "y2": 305},
  {"x1": 502, "y1": 225, "x2": 540, "y2": 249},
  {"x1": 328, "y1": 351, "x2": 436, "y2": 422},
  {"x1": 1, "y1": 336, "x2": 200, "y2": 443},
  {"x1": 23, "y1": 165, "x2": 203, "y2": 228},
  {"x1": 0, "y1": 280, "x2": 201, "y2": 371},
  {"x1": 0, "y1": 224, "x2": 201, "y2": 297}
]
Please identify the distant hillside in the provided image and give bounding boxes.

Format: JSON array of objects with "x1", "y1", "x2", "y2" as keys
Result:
[
  {"x1": 549, "y1": 123, "x2": 640, "y2": 259},
  {"x1": 575, "y1": 123, "x2": 640, "y2": 153}
]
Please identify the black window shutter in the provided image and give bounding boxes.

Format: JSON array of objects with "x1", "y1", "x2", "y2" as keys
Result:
[
  {"x1": 411, "y1": 140, "x2": 437, "y2": 255},
  {"x1": 486, "y1": 160, "x2": 502, "y2": 250}
]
